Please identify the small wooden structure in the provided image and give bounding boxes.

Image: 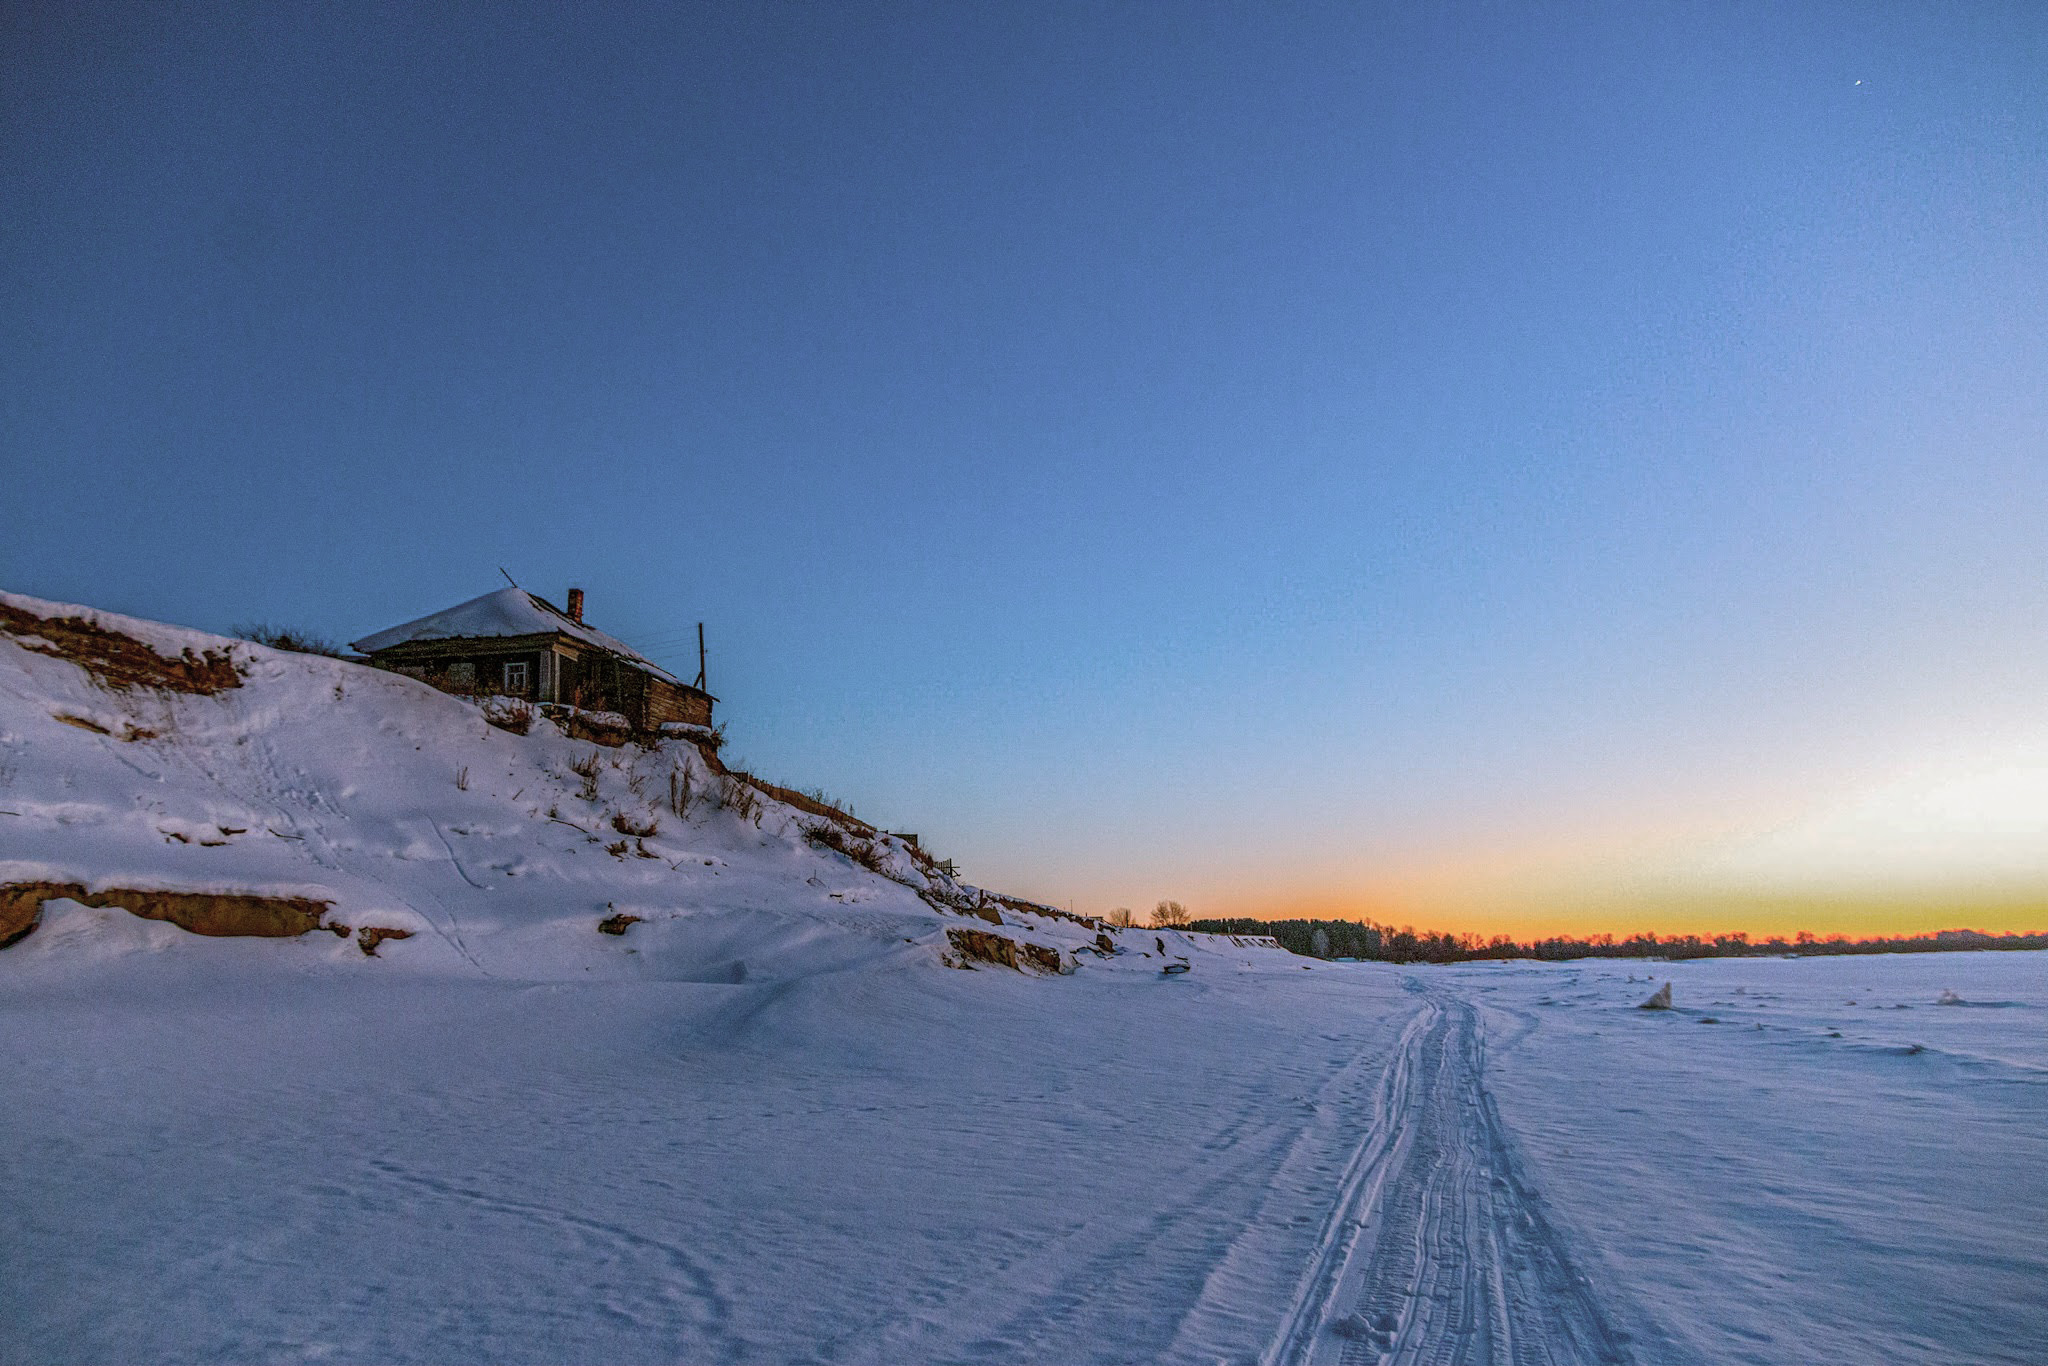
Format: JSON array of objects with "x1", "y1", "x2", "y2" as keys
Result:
[{"x1": 351, "y1": 586, "x2": 714, "y2": 731}]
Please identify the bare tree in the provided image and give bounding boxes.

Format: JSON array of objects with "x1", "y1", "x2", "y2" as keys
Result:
[
  {"x1": 1105, "y1": 907, "x2": 1135, "y2": 928},
  {"x1": 1152, "y1": 899, "x2": 1191, "y2": 928}
]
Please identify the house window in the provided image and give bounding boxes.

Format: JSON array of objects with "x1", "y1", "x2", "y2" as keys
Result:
[{"x1": 503, "y1": 660, "x2": 530, "y2": 695}]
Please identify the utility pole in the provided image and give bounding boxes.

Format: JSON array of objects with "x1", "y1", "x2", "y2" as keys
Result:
[{"x1": 694, "y1": 622, "x2": 707, "y2": 691}]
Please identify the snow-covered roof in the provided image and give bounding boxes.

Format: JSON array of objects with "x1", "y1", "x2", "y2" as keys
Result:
[{"x1": 351, "y1": 587, "x2": 690, "y2": 689}]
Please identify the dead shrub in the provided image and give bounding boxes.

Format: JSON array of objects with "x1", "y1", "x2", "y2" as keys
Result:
[
  {"x1": 610, "y1": 809, "x2": 658, "y2": 838},
  {"x1": 231, "y1": 623, "x2": 346, "y2": 657},
  {"x1": 597, "y1": 912, "x2": 643, "y2": 935},
  {"x1": 667, "y1": 764, "x2": 693, "y2": 819}
]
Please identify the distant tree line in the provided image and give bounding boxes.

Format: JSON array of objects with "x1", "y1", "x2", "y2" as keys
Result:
[{"x1": 1187, "y1": 918, "x2": 2048, "y2": 964}]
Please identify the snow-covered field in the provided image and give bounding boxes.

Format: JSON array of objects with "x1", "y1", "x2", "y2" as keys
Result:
[
  {"x1": 1454, "y1": 952, "x2": 2048, "y2": 1366},
  {"x1": 3, "y1": 592, "x2": 2044, "y2": 1365}
]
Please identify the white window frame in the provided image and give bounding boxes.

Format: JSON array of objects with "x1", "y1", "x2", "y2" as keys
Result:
[{"x1": 502, "y1": 660, "x2": 529, "y2": 695}]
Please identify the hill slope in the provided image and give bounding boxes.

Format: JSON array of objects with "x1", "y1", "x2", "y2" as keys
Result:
[
  {"x1": 3, "y1": 591, "x2": 1396, "y2": 1366},
  {"x1": 0, "y1": 589, "x2": 1147, "y2": 979}
]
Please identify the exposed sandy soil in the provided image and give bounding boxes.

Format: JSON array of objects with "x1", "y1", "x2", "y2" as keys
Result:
[
  {"x1": 0, "y1": 601, "x2": 242, "y2": 694},
  {"x1": 0, "y1": 883, "x2": 331, "y2": 947}
]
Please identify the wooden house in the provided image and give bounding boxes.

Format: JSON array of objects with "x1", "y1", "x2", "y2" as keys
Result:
[{"x1": 351, "y1": 586, "x2": 714, "y2": 730}]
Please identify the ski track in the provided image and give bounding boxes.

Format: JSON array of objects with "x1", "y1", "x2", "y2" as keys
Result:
[{"x1": 1271, "y1": 986, "x2": 1633, "y2": 1366}]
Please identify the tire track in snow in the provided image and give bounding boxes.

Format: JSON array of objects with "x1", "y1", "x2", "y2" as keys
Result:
[
  {"x1": 956, "y1": 1116, "x2": 1303, "y2": 1361},
  {"x1": 1269, "y1": 991, "x2": 1634, "y2": 1366}
]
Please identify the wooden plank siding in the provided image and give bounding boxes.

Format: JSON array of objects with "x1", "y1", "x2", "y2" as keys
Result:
[
  {"x1": 643, "y1": 675, "x2": 713, "y2": 728},
  {"x1": 363, "y1": 632, "x2": 713, "y2": 732}
]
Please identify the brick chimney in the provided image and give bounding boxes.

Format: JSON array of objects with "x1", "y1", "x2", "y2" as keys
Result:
[{"x1": 566, "y1": 587, "x2": 584, "y2": 623}]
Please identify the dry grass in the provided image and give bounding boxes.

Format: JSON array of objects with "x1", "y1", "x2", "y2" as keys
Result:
[
  {"x1": 569, "y1": 749, "x2": 603, "y2": 802},
  {"x1": 717, "y1": 773, "x2": 762, "y2": 823},
  {"x1": 802, "y1": 820, "x2": 890, "y2": 874},
  {"x1": 738, "y1": 772, "x2": 871, "y2": 832}
]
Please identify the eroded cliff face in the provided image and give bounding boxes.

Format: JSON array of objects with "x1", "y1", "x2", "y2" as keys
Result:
[{"x1": 0, "y1": 600, "x2": 243, "y2": 695}]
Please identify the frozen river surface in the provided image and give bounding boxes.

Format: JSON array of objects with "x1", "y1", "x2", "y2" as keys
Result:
[
  {"x1": 1443, "y1": 950, "x2": 2048, "y2": 1366},
  {"x1": 7, "y1": 942, "x2": 2040, "y2": 1366}
]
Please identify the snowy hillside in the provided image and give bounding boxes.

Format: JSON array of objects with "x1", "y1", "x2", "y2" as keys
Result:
[
  {"x1": 0, "y1": 589, "x2": 1180, "y2": 980},
  {"x1": 4, "y1": 591, "x2": 2044, "y2": 1366}
]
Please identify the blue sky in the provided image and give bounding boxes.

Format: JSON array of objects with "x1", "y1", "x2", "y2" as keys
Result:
[{"x1": 5, "y1": 2, "x2": 2045, "y2": 932}]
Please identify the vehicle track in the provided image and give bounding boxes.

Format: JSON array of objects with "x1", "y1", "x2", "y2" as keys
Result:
[{"x1": 1270, "y1": 990, "x2": 1632, "y2": 1366}]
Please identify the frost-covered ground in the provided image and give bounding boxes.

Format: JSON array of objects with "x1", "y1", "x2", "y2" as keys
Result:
[
  {"x1": 1, "y1": 925, "x2": 1414, "y2": 1365},
  {"x1": 3, "y1": 592, "x2": 2044, "y2": 1365},
  {"x1": 1452, "y1": 951, "x2": 2048, "y2": 1366}
]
